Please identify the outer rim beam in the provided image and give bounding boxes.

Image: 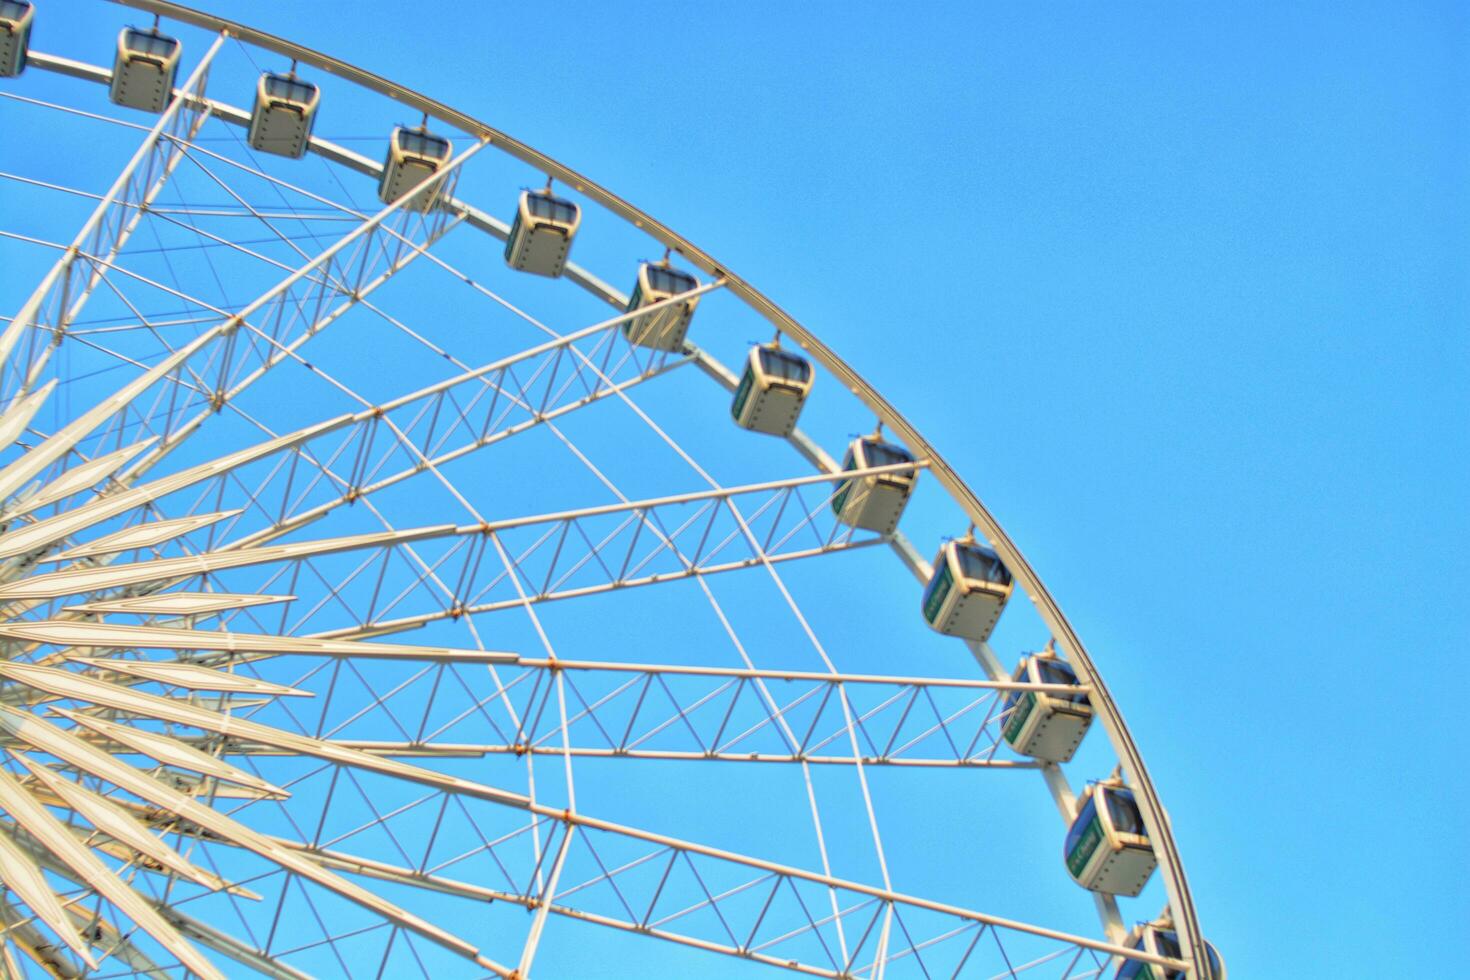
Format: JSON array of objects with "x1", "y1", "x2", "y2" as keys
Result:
[{"x1": 80, "y1": 4, "x2": 1206, "y2": 973}]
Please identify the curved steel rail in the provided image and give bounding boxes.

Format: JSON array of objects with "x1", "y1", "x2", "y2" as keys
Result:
[{"x1": 51, "y1": 2, "x2": 1212, "y2": 973}]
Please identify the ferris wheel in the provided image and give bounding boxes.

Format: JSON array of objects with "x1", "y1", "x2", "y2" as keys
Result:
[{"x1": 0, "y1": 2, "x2": 1222, "y2": 977}]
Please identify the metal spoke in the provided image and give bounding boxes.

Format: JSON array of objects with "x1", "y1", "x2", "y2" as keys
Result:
[
  {"x1": 1, "y1": 34, "x2": 225, "y2": 400},
  {"x1": 0, "y1": 5, "x2": 1214, "y2": 976}
]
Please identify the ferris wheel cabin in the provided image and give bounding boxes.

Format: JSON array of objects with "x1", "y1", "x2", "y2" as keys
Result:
[
  {"x1": 0, "y1": 1, "x2": 33, "y2": 78},
  {"x1": 920, "y1": 538, "x2": 1013, "y2": 641},
  {"x1": 505, "y1": 190, "x2": 581, "y2": 277},
  {"x1": 624, "y1": 262, "x2": 699, "y2": 351},
  {"x1": 831, "y1": 436, "x2": 916, "y2": 533},
  {"x1": 109, "y1": 28, "x2": 182, "y2": 113},
  {"x1": 731, "y1": 344, "x2": 813, "y2": 436},
  {"x1": 1001, "y1": 652, "x2": 1093, "y2": 763},
  {"x1": 1064, "y1": 782, "x2": 1157, "y2": 897},
  {"x1": 379, "y1": 126, "x2": 453, "y2": 211},
  {"x1": 248, "y1": 72, "x2": 320, "y2": 159},
  {"x1": 1115, "y1": 921, "x2": 1226, "y2": 980}
]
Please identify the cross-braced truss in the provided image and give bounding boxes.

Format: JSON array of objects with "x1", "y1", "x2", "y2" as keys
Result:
[{"x1": 0, "y1": 3, "x2": 1206, "y2": 977}]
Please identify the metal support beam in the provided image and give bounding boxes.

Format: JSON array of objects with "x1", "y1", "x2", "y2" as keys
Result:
[
  {"x1": 39, "y1": 6, "x2": 1209, "y2": 971},
  {"x1": 0, "y1": 33, "x2": 225, "y2": 399},
  {"x1": 0, "y1": 136, "x2": 488, "y2": 518}
]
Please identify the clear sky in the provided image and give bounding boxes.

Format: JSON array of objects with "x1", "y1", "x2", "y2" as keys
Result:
[{"x1": 13, "y1": 1, "x2": 1470, "y2": 976}]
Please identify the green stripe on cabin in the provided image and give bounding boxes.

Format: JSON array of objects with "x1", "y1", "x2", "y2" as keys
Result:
[
  {"x1": 504, "y1": 212, "x2": 521, "y2": 261},
  {"x1": 922, "y1": 562, "x2": 953, "y2": 624},
  {"x1": 622, "y1": 283, "x2": 644, "y2": 338},
  {"x1": 731, "y1": 368, "x2": 754, "y2": 420},
  {"x1": 1003, "y1": 691, "x2": 1036, "y2": 744},
  {"x1": 831, "y1": 480, "x2": 852, "y2": 518},
  {"x1": 1066, "y1": 815, "x2": 1104, "y2": 878}
]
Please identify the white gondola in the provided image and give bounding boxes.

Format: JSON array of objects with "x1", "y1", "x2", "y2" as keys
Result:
[
  {"x1": 731, "y1": 344, "x2": 813, "y2": 435},
  {"x1": 1115, "y1": 920, "x2": 1226, "y2": 980},
  {"x1": 623, "y1": 262, "x2": 699, "y2": 351},
  {"x1": 920, "y1": 537, "x2": 1012, "y2": 641},
  {"x1": 830, "y1": 436, "x2": 916, "y2": 533},
  {"x1": 1000, "y1": 651, "x2": 1093, "y2": 763},
  {"x1": 109, "y1": 27, "x2": 182, "y2": 113},
  {"x1": 378, "y1": 126, "x2": 453, "y2": 211},
  {"x1": 248, "y1": 72, "x2": 320, "y2": 159},
  {"x1": 0, "y1": 0, "x2": 33, "y2": 78},
  {"x1": 504, "y1": 189, "x2": 580, "y2": 277},
  {"x1": 1063, "y1": 782, "x2": 1157, "y2": 897}
]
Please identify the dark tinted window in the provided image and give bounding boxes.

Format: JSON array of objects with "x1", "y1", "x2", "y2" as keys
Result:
[
  {"x1": 1034, "y1": 658, "x2": 1089, "y2": 705},
  {"x1": 526, "y1": 192, "x2": 578, "y2": 224},
  {"x1": 1111, "y1": 934, "x2": 1158, "y2": 980},
  {"x1": 954, "y1": 542, "x2": 1010, "y2": 585},
  {"x1": 1034, "y1": 659, "x2": 1078, "y2": 686},
  {"x1": 757, "y1": 347, "x2": 812, "y2": 383},
  {"x1": 1135, "y1": 932, "x2": 1219, "y2": 980},
  {"x1": 123, "y1": 29, "x2": 178, "y2": 59},
  {"x1": 264, "y1": 74, "x2": 317, "y2": 104},
  {"x1": 0, "y1": 1, "x2": 31, "y2": 23},
  {"x1": 859, "y1": 439, "x2": 913, "y2": 468},
  {"x1": 396, "y1": 129, "x2": 450, "y2": 160},
  {"x1": 645, "y1": 265, "x2": 697, "y2": 295},
  {"x1": 1105, "y1": 787, "x2": 1146, "y2": 836}
]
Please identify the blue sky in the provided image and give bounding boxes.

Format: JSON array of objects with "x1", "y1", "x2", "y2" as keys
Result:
[
  {"x1": 352, "y1": 5, "x2": 1463, "y2": 973},
  {"x1": 8, "y1": 1, "x2": 1469, "y2": 975}
]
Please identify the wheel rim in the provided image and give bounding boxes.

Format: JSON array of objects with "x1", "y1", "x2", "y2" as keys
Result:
[{"x1": 0, "y1": 2, "x2": 1209, "y2": 976}]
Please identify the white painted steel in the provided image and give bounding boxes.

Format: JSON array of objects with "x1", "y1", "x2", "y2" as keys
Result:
[
  {"x1": 0, "y1": 32, "x2": 223, "y2": 387},
  {"x1": 0, "y1": 704, "x2": 515, "y2": 975},
  {"x1": 0, "y1": 4, "x2": 1213, "y2": 975}
]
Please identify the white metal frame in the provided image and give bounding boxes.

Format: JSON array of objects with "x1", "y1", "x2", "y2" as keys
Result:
[{"x1": 0, "y1": 2, "x2": 1213, "y2": 975}]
